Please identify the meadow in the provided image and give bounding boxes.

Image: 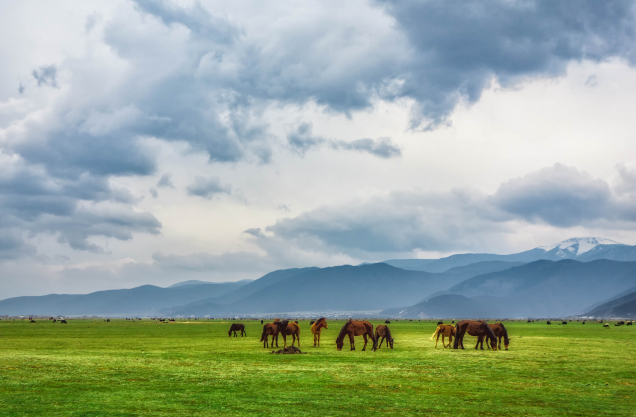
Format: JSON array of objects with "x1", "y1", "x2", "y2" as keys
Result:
[{"x1": 0, "y1": 318, "x2": 634, "y2": 416}]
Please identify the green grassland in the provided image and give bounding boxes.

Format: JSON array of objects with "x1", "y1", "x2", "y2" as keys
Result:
[{"x1": 0, "y1": 318, "x2": 634, "y2": 416}]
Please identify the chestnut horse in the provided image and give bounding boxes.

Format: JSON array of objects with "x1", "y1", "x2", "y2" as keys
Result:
[
  {"x1": 335, "y1": 320, "x2": 376, "y2": 351},
  {"x1": 311, "y1": 317, "x2": 328, "y2": 347},
  {"x1": 280, "y1": 321, "x2": 301, "y2": 347},
  {"x1": 260, "y1": 321, "x2": 284, "y2": 348},
  {"x1": 228, "y1": 323, "x2": 246, "y2": 337},
  {"x1": 374, "y1": 324, "x2": 394, "y2": 349},
  {"x1": 480, "y1": 323, "x2": 510, "y2": 350},
  {"x1": 453, "y1": 320, "x2": 497, "y2": 350},
  {"x1": 430, "y1": 324, "x2": 455, "y2": 348}
]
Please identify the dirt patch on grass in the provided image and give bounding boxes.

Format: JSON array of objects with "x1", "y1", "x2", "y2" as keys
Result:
[{"x1": 271, "y1": 346, "x2": 306, "y2": 354}]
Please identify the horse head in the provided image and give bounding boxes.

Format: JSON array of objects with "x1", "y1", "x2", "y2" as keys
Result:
[{"x1": 389, "y1": 338, "x2": 394, "y2": 349}]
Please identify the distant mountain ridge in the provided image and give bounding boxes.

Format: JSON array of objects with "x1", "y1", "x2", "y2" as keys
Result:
[{"x1": 383, "y1": 237, "x2": 631, "y2": 273}]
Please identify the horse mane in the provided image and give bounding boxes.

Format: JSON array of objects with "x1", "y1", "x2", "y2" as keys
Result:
[
  {"x1": 336, "y1": 321, "x2": 350, "y2": 343},
  {"x1": 484, "y1": 322, "x2": 497, "y2": 342},
  {"x1": 501, "y1": 323, "x2": 509, "y2": 345}
]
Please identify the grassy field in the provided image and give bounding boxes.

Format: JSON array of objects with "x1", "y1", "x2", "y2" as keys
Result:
[{"x1": 0, "y1": 318, "x2": 634, "y2": 416}]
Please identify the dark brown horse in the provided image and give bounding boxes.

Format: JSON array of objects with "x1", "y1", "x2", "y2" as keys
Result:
[
  {"x1": 311, "y1": 317, "x2": 328, "y2": 347},
  {"x1": 374, "y1": 324, "x2": 394, "y2": 349},
  {"x1": 280, "y1": 321, "x2": 301, "y2": 347},
  {"x1": 335, "y1": 320, "x2": 376, "y2": 351},
  {"x1": 480, "y1": 323, "x2": 510, "y2": 350},
  {"x1": 260, "y1": 321, "x2": 284, "y2": 348},
  {"x1": 453, "y1": 320, "x2": 497, "y2": 350},
  {"x1": 228, "y1": 323, "x2": 246, "y2": 337}
]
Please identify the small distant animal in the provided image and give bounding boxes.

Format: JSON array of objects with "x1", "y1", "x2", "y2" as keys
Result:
[
  {"x1": 527, "y1": 320, "x2": 532, "y2": 323},
  {"x1": 431, "y1": 324, "x2": 455, "y2": 348},
  {"x1": 562, "y1": 321, "x2": 567, "y2": 325},
  {"x1": 582, "y1": 321, "x2": 585, "y2": 325},
  {"x1": 335, "y1": 320, "x2": 376, "y2": 351},
  {"x1": 228, "y1": 323, "x2": 246, "y2": 337},
  {"x1": 384, "y1": 320, "x2": 390, "y2": 324},
  {"x1": 53, "y1": 319, "x2": 56, "y2": 323},
  {"x1": 451, "y1": 320, "x2": 455, "y2": 324},
  {"x1": 627, "y1": 321, "x2": 633, "y2": 326},
  {"x1": 311, "y1": 318, "x2": 328, "y2": 347},
  {"x1": 374, "y1": 325, "x2": 394, "y2": 349},
  {"x1": 261, "y1": 320, "x2": 264, "y2": 325},
  {"x1": 618, "y1": 321, "x2": 625, "y2": 325},
  {"x1": 437, "y1": 321, "x2": 443, "y2": 325},
  {"x1": 294, "y1": 321, "x2": 298, "y2": 324},
  {"x1": 60, "y1": 320, "x2": 68, "y2": 324},
  {"x1": 30, "y1": 319, "x2": 36, "y2": 323},
  {"x1": 107, "y1": 319, "x2": 110, "y2": 322},
  {"x1": 547, "y1": 321, "x2": 551, "y2": 325},
  {"x1": 603, "y1": 323, "x2": 609, "y2": 328}
]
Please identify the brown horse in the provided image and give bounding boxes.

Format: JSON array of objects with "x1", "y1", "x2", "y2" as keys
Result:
[
  {"x1": 430, "y1": 324, "x2": 455, "y2": 348},
  {"x1": 228, "y1": 323, "x2": 246, "y2": 337},
  {"x1": 374, "y1": 324, "x2": 394, "y2": 349},
  {"x1": 280, "y1": 321, "x2": 301, "y2": 347},
  {"x1": 335, "y1": 320, "x2": 376, "y2": 351},
  {"x1": 453, "y1": 320, "x2": 497, "y2": 350},
  {"x1": 480, "y1": 323, "x2": 510, "y2": 350},
  {"x1": 311, "y1": 318, "x2": 328, "y2": 347},
  {"x1": 260, "y1": 321, "x2": 284, "y2": 348}
]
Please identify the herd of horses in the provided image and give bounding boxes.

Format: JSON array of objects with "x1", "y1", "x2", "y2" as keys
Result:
[{"x1": 229, "y1": 318, "x2": 510, "y2": 351}]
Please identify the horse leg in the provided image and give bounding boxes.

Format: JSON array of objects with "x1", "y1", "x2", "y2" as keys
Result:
[
  {"x1": 349, "y1": 333, "x2": 355, "y2": 351},
  {"x1": 448, "y1": 335, "x2": 453, "y2": 349},
  {"x1": 282, "y1": 333, "x2": 288, "y2": 348},
  {"x1": 297, "y1": 331, "x2": 300, "y2": 347},
  {"x1": 498, "y1": 336, "x2": 502, "y2": 350}
]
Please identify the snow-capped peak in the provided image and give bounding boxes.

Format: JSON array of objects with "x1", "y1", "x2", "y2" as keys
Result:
[{"x1": 539, "y1": 237, "x2": 624, "y2": 256}]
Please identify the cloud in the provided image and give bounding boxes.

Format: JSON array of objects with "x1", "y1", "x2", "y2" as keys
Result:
[
  {"x1": 287, "y1": 122, "x2": 401, "y2": 158},
  {"x1": 156, "y1": 173, "x2": 175, "y2": 188},
  {"x1": 261, "y1": 164, "x2": 636, "y2": 257},
  {"x1": 186, "y1": 176, "x2": 231, "y2": 199},
  {"x1": 148, "y1": 187, "x2": 158, "y2": 198},
  {"x1": 32, "y1": 65, "x2": 58, "y2": 88},
  {"x1": 377, "y1": 0, "x2": 636, "y2": 128},
  {"x1": 490, "y1": 164, "x2": 612, "y2": 227}
]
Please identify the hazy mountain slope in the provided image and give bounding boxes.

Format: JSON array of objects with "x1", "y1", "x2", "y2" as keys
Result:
[
  {"x1": 383, "y1": 237, "x2": 633, "y2": 273},
  {"x1": 443, "y1": 261, "x2": 525, "y2": 276},
  {"x1": 382, "y1": 294, "x2": 501, "y2": 319},
  {"x1": 168, "y1": 279, "x2": 253, "y2": 289},
  {"x1": 584, "y1": 289, "x2": 636, "y2": 318},
  {"x1": 0, "y1": 282, "x2": 245, "y2": 316},
  {"x1": 194, "y1": 267, "x2": 320, "y2": 307},
  {"x1": 165, "y1": 263, "x2": 468, "y2": 316},
  {"x1": 444, "y1": 259, "x2": 636, "y2": 317}
]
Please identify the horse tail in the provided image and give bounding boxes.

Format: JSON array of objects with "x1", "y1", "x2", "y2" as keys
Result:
[
  {"x1": 431, "y1": 326, "x2": 441, "y2": 341},
  {"x1": 453, "y1": 323, "x2": 460, "y2": 349},
  {"x1": 260, "y1": 325, "x2": 267, "y2": 342}
]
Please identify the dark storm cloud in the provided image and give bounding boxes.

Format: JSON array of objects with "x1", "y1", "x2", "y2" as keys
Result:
[
  {"x1": 263, "y1": 164, "x2": 636, "y2": 256},
  {"x1": 186, "y1": 176, "x2": 231, "y2": 199},
  {"x1": 287, "y1": 123, "x2": 401, "y2": 158},
  {"x1": 377, "y1": 0, "x2": 636, "y2": 127},
  {"x1": 0, "y1": 162, "x2": 160, "y2": 254}
]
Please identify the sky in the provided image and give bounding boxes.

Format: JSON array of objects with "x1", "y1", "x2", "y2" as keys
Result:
[{"x1": 2, "y1": 0, "x2": 636, "y2": 298}]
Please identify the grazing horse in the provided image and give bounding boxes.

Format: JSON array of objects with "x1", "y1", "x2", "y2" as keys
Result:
[
  {"x1": 547, "y1": 321, "x2": 551, "y2": 325},
  {"x1": 453, "y1": 320, "x2": 497, "y2": 350},
  {"x1": 260, "y1": 322, "x2": 284, "y2": 348},
  {"x1": 280, "y1": 321, "x2": 301, "y2": 347},
  {"x1": 335, "y1": 320, "x2": 376, "y2": 351},
  {"x1": 603, "y1": 323, "x2": 610, "y2": 328},
  {"x1": 60, "y1": 320, "x2": 68, "y2": 324},
  {"x1": 228, "y1": 323, "x2": 247, "y2": 337},
  {"x1": 311, "y1": 318, "x2": 328, "y2": 347},
  {"x1": 430, "y1": 324, "x2": 455, "y2": 348},
  {"x1": 481, "y1": 323, "x2": 511, "y2": 350},
  {"x1": 627, "y1": 321, "x2": 633, "y2": 326},
  {"x1": 375, "y1": 324, "x2": 394, "y2": 349}
]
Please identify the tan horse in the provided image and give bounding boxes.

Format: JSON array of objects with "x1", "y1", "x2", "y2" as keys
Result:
[
  {"x1": 311, "y1": 318, "x2": 328, "y2": 347},
  {"x1": 335, "y1": 320, "x2": 376, "y2": 351},
  {"x1": 430, "y1": 324, "x2": 455, "y2": 348},
  {"x1": 280, "y1": 321, "x2": 301, "y2": 347}
]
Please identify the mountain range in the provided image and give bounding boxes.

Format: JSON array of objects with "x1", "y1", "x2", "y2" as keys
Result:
[{"x1": 2, "y1": 237, "x2": 636, "y2": 318}]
